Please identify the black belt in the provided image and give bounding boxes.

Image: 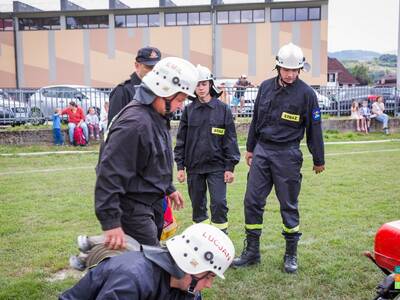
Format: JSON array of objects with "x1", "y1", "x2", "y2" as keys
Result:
[{"x1": 258, "y1": 139, "x2": 299, "y2": 150}]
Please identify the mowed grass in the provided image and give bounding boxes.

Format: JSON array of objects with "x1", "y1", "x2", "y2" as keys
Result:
[{"x1": 0, "y1": 132, "x2": 399, "y2": 300}]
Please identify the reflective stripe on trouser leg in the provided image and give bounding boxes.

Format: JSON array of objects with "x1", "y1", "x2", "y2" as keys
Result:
[
  {"x1": 282, "y1": 224, "x2": 300, "y2": 233},
  {"x1": 207, "y1": 171, "x2": 228, "y2": 226},
  {"x1": 193, "y1": 218, "x2": 210, "y2": 224},
  {"x1": 244, "y1": 143, "x2": 274, "y2": 232},
  {"x1": 187, "y1": 173, "x2": 209, "y2": 223},
  {"x1": 270, "y1": 147, "x2": 303, "y2": 232}
]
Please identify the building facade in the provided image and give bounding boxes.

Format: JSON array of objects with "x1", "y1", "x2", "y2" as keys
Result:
[{"x1": 0, "y1": 0, "x2": 328, "y2": 88}]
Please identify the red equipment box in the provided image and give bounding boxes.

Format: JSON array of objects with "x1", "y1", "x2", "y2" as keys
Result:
[{"x1": 374, "y1": 220, "x2": 400, "y2": 272}]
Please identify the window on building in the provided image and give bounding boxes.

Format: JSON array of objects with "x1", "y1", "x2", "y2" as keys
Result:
[
  {"x1": 177, "y1": 13, "x2": 187, "y2": 25},
  {"x1": 229, "y1": 10, "x2": 240, "y2": 23},
  {"x1": 137, "y1": 15, "x2": 148, "y2": 27},
  {"x1": 309, "y1": 7, "x2": 321, "y2": 20},
  {"x1": 165, "y1": 13, "x2": 176, "y2": 26},
  {"x1": 66, "y1": 16, "x2": 108, "y2": 29},
  {"x1": 283, "y1": 8, "x2": 295, "y2": 21},
  {"x1": 295, "y1": 7, "x2": 308, "y2": 21},
  {"x1": 188, "y1": 12, "x2": 199, "y2": 25},
  {"x1": 328, "y1": 73, "x2": 336, "y2": 83},
  {"x1": 114, "y1": 14, "x2": 159, "y2": 28},
  {"x1": 271, "y1": 8, "x2": 282, "y2": 22},
  {"x1": 19, "y1": 17, "x2": 60, "y2": 30},
  {"x1": 241, "y1": 10, "x2": 252, "y2": 23},
  {"x1": 126, "y1": 15, "x2": 137, "y2": 27},
  {"x1": 199, "y1": 12, "x2": 211, "y2": 24},
  {"x1": 148, "y1": 14, "x2": 159, "y2": 26},
  {"x1": 271, "y1": 6, "x2": 321, "y2": 22},
  {"x1": 217, "y1": 11, "x2": 228, "y2": 24},
  {"x1": 115, "y1": 15, "x2": 126, "y2": 27},
  {"x1": 253, "y1": 9, "x2": 265, "y2": 22}
]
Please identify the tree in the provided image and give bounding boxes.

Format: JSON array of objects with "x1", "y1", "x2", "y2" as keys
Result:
[{"x1": 349, "y1": 63, "x2": 371, "y2": 85}]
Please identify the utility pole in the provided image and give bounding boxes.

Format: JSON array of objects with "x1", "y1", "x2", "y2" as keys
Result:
[{"x1": 397, "y1": 0, "x2": 400, "y2": 90}]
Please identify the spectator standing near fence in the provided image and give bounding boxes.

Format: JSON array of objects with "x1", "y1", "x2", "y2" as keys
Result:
[
  {"x1": 233, "y1": 75, "x2": 254, "y2": 115},
  {"x1": 174, "y1": 65, "x2": 240, "y2": 234},
  {"x1": 95, "y1": 57, "x2": 199, "y2": 248},
  {"x1": 372, "y1": 96, "x2": 390, "y2": 134},
  {"x1": 108, "y1": 47, "x2": 161, "y2": 124},
  {"x1": 61, "y1": 101, "x2": 89, "y2": 145},
  {"x1": 86, "y1": 107, "x2": 101, "y2": 141},
  {"x1": 52, "y1": 108, "x2": 64, "y2": 146},
  {"x1": 232, "y1": 43, "x2": 325, "y2": 273}
]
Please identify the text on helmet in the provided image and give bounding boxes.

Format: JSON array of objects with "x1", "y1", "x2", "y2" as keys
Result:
[{"x1": 202, "y1": 232, "x2": 232, "y2": 261}]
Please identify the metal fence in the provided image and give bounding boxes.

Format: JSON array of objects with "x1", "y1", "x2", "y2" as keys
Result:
[{"x1": 0, "y1": 85, "x2": 399, "y2": 125}]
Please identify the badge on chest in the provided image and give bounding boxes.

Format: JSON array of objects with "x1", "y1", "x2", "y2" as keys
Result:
[
  {"x1": 211, "y1": 127, "x2": 225, "y2": 135},
  {"x1": 281, "y1": 112, "x2": 300, "y2": 122}
]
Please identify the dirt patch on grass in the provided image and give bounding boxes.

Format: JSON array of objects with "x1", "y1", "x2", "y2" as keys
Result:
[{"x1": 46, "y1": 268, "x2": 83, "y2": 282}]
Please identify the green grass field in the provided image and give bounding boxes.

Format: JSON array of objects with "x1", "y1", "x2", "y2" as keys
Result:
[{"x1": 0, "y1": 132, "x2": 399, "y2": 300}]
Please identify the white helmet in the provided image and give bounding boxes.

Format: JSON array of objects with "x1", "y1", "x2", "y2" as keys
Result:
[
  {"x1": 275, "y1": 42, "x2": 307, "y2": 70},
  {"x1": 143, "y1": 57, "x2": 198, "y2": 98},
  {"x1": 195, "y1": 64, "x2": 221, "y2": 98},
  {"x1": 166, "y1": 223, "x2": 235, "y2": 279}
]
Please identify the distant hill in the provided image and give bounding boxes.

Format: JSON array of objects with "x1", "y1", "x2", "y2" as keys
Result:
[{"x1": 328, "y1": 50, "x2": 381, "y2": 61}]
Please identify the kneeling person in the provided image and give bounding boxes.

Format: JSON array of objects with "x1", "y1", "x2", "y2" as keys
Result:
[{"x1": 59, "y1": 224, "x2": 235, "y2": 300}]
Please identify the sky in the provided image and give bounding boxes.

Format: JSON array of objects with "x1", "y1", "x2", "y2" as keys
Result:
[{"x1": 0, "y1": 0, "x2": 398, "y2": 54}]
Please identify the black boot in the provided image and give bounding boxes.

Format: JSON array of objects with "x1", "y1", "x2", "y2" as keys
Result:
[
  {"x1": 283, "y1": 239, "x2": 298, "y2": 273},
  {"x1": 232, "y1": 231, "x2": 261, "y2": 268}
]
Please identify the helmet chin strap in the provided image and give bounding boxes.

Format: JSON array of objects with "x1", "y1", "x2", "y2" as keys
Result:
[
  {"x1": 187, "y1": 272, "x2": 210, "y2": 295},
  {"x1": 162, "y1": 93, "x2": 180, "y2": 129}
]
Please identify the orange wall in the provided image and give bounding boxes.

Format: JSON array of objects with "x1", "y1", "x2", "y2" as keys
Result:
[{"x1": 0, "y1": 32, "x2": 16, "y2": 88}]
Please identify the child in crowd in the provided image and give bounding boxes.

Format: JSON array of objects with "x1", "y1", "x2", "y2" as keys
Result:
[
  {"x1": 85, "y1": 107, "x2": 100, "y2": 141},
  {"x1": 359, "y1": 100, "x2": 372, "y2": 134},
  {"x1": 99, "y1": 100, "x2": 109, "y2": 134},
  {"x1": 350, "y1": 100, "x2": 365, "y2": 132},
  {"x1": 52, "y1": 108, "x2": 64, "y2": 145}
]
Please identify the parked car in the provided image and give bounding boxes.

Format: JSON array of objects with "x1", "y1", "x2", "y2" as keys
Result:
[
  {"x1": 0, "y1": 106, "x2": 15, "y2": 125},
  {"x1": 313, "y1": 89, "x2": 331, "y2": 110},
  {"x1": 370, "y1": 86, "x2": 400, "y2": 115},
  {"x1": 27, "y1": 85, "x2": 110, "y2": 121}
]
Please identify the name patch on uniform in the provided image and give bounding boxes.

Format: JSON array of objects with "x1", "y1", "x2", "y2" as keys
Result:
[
  {"x1": 281, "y1": 112, "x2": 300, "y2": 122},
  {"x1": 211, "y1": 127, "x2": 225, "y2": 135},
  {"x1": 312, "y1": 108, "x2": 321, "y2": 121}
]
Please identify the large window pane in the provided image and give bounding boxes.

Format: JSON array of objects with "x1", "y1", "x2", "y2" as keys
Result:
[
  {"x1": 137, "y1": 15, "x2": 148, "y2": 27},
  {"x1": 309, "y1": 7, "x2": 320, "y2": 20},
  {"x1": 126, "y1": 15, "x2": 137, "y2": 27},
  {"x1": 217, "y1": 11, "x2": 228, "y2": 24},
  {"x1": 0, "y1": 19, "x2": 3, "y2": 30},
  {"x1": 188, "y1": 12, "x2": 199, "y2": 25},
  {"x1": 149, "y1": 14, "x2": 159, "y2": 26},
  {"x1": 165, "y1": 13, "x2": 176, "y2": 26},
  {"x1": 4, "y1": 19, "x2": 13, "y2": 30},
  {"x1": 200, "y1": 12, "x2": 211, "y2": 24},
  {"x1": 283, "y1": 8, "x2": 295, "y2": 21},
  {"x1": 177, "y1": 13, "x2": 187, "y2": 25},
  {"x1": 241, "y1": 10, "x2": 252, "y2": 23},
  {"x1": 295, "y1": 8, "x2": 307, "y2": 21},
  {"x1": 115, "y1": 15, "x2": 125, "y2": 27},
  {"x1": 229, "y1": 10, "x2": 240, "y2": 23},
  {"x1": 270, "y1": 9, "x2": 282, "y2": 22},
  {"x1": 253, "y1": 9, "x2": 264, "y2": 22},
  {"x1": 97, "y1": 15, "x2": 109, "y2": 28}
]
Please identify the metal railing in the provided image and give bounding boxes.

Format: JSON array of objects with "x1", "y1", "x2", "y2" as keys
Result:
[{"x1": 0, "y1": 86, "x2": 399, "y2": 126}]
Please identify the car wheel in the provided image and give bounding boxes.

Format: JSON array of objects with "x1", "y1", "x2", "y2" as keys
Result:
[{"x1": 30, "y1": 108, "x2": 45, "y2": 126}]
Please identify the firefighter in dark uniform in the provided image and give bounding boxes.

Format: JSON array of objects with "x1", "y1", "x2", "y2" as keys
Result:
[
  {"x1": 59, "y1": 224, "x2": 235, "y2": 300},
  {"x1": 174, "y1": 65, "x2": 240, "y2": 233},
  {"x1": 232, "y1": 43, "x2": 325, "y2": 273},
  {"x1": 107, "y1": 46, "x2": 161, "y2": 124},
  {"x1": 95, "y1": 57, "x2": 199, "y2": 249}
]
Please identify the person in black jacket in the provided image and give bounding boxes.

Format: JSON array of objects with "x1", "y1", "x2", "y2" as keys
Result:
[
  {"x1": 107, "y1": 46, "x2": 161, "y2": 124},
  {"x1": 60, "y1": 224, "x2": 235, "y2": 300},
  {"x1": 174, "y1": 65, "x2": 240, "y2": 234},
  {"x1": 232, "y1": 43, "x2": 325, "y2": 273},
  {"x1": 95, "y1": 57, "x2": 199, "y2": 249}
]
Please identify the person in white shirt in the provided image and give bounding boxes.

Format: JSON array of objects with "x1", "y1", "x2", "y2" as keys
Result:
[{"x1": 372, "y1": 96, "x2": 389, "y2": 134}]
